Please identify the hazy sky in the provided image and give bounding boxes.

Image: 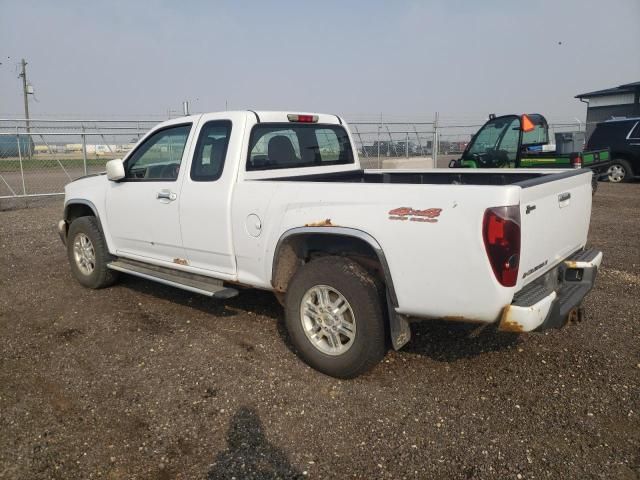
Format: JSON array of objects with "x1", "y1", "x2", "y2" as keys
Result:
[{"x1": 1, "y1": 0, "x2": 639, "y2": 122}]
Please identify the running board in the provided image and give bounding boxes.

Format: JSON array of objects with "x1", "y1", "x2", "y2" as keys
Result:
[{"x1": 107, "y1": 259, "x2": 239, "y2": 299}]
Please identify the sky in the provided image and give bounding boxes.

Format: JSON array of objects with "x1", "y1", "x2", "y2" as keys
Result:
[{"x1": 1, "y1": 0, "x2": 639, "y2": 122}]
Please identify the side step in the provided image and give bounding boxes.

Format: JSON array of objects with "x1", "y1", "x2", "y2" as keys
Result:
[{"x1": 107, "y1": 258, "x2": 239, "y2": 299}]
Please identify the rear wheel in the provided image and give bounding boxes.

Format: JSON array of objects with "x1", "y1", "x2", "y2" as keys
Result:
[
  {"x1": 284, "y1": 256, "x2": 386, "y2": 378},
  {"x1": 607, "y1": 159, "x2": 632, "y2": 183},
  {"x1": 67, "y1": 216, "x2": 119, "y2": 289}
]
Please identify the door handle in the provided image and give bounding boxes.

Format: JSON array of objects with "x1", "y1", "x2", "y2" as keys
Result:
[{"x1": 157, "y1": 190, "x2": 177, "y2": 201}]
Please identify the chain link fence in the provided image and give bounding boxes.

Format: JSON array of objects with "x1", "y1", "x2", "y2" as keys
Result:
[
  {"x1": 0, "y1": 115, "x2": 591, "y2": 199},
  {"x1": 0, "y1": 119, "x2": 158, "y2": 198}
]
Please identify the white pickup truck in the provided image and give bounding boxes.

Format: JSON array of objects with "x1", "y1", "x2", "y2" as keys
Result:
[{"x1": 59, "y1": 111, "x2": 603, "y2": 378}]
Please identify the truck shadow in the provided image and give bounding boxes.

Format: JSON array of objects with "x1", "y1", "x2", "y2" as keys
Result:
[
  {"x1": 120, "y1": 276, "x2": 282, "y2": 320},
  {"x1": 401, "y1": 320, "x2": 520, "y2": 362},
  {"x1": 207, "y1": 406, "x2": 303, "y2": 480},
  {"x1": 120, "y1": 276, "x2": 518, "y2": 362}
]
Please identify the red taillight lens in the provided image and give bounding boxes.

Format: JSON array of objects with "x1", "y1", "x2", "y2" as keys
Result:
[
  {"x1": 483, "y1": 206, "x2": 521, "y2": 287},
  {"x1": 571, "y1": 155, "x2": 582, "y2": 168}
]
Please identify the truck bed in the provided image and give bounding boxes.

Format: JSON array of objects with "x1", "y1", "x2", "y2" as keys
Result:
[{"x1": 266, "y1": 167, "x2": 585, "y2": 187}]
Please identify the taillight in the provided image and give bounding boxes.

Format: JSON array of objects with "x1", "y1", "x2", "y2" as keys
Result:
[
  {"x1": 571, "y1": 155, "x2": 582, "y2": 168},
  {"x1": 483, "y1": 206, "x2": 521, "y2": 287}
]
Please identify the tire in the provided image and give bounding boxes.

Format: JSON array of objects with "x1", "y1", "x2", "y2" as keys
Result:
[
  {"x1": 591, "y1": 173, "x2": 598, "y2": 196},
  {"x1": 66, "y1": 216, "x2": 119, "y2": 289},
  {"x1": 284, "y1": 256, "x2": 386, "y2": 378},
  {"x1": 607, "y1": 159, "x2": 633, "y2": 183}
]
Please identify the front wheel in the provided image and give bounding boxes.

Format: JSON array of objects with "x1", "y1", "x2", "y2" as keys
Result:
[
  {"x1": 66, "y1": 216, "x2": 119, "y2": 289},
  {"x1": 607, "y1": 159, "x2": 632, "y2": 183},
  {"x1": 284, "y1": 256, "x2": 386, "y2": 379}
]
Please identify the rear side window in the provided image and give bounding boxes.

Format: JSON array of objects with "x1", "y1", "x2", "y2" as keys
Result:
[
  {"x1": 628, "y1": 122, "x2": 640, "y2": 139},
  {"x1": 191, "y1": 120, "x2": 232, "y2": 181},
  {"x1": 247, "y1": 124, "x2": 354, "y2": 171},
  {"x1": 587, "y1": 124, "x2": 616, "y2": 148}
]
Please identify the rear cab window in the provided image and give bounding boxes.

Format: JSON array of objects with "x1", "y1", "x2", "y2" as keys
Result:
[{"x1": 246, "y1": 124, "x2": 354, "y2": 171}]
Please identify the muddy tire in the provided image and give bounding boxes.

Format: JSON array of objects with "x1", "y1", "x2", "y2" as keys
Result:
[
  {"x1": 284, "y1": 256, "x2": 386, "y2": 378},
  {"x1": 67, "y1": 216, "x2": 119, "y2": 289}
]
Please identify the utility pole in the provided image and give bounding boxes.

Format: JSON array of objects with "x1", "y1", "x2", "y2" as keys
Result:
[{"x1": 19, "y1": 59, "x2": 31, "y2": 135}]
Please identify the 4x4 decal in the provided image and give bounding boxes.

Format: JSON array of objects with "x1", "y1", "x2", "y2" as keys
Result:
[{"x1": 388, "y1": 207, "x2": 442, "y2": 223}]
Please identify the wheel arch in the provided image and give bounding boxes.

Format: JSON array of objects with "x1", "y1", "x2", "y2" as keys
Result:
[
  {"x1": 62, "y1": 199, "x2": 105, "y2": 242},
  {"x1": 64, "y1": 199, "x2": 99, "y2": 223},
  {"x1": 610, "y1": 152, "x2": 636, "y2": 175},
  {"x1": 271, "y1": 227, "x2": 398, "y2": 308}
]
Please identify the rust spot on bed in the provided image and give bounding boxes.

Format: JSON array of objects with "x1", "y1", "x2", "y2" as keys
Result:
[
  {"x1": 173, "y1": 258, "x2": 189, "y2": 266},
  {"x1": 305, "y1": 219, "x2": 334, "y2": 227}
]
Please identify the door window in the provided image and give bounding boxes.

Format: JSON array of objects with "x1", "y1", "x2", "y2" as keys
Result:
[
  {"x1": 496, "y1": 118, "x2": 521, "y2": 164},
  {"x1": 628, "y1": 122, "x2": 640, "y2": 140},
  {"x1": 191, "y1": 121, "x2": 232, "y2": 181},
  {"x1": 125, "y1": 124, "x2": 191, "y2": 180}
]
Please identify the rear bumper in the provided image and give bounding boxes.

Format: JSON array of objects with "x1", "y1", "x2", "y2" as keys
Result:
[{"x1": 498, "y1": 249, "x2": 602, "y2": 333}]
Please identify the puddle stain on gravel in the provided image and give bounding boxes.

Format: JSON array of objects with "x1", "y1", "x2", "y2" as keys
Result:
[{"x1": 41, "y1": 380, "x2": 75, "y2": 416}]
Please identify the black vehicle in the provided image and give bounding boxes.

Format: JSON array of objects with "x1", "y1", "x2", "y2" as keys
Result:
[{"x1": 586, "y1": 118, "x2": 640, "y2": 183}]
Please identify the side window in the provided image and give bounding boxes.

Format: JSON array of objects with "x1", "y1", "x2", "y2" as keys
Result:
[
  {"x1": 521, "y1": 125, "x2": 548, "y2": 146},
  {"x1": 125, "y1": 124, "x2": 191, "y2": 181},
  {"x1": 191, "y1": 121, "x2": 232, "y2": 181},
  {"x1": 628, "y1": 122, "x2": 640, "y2": 140}
]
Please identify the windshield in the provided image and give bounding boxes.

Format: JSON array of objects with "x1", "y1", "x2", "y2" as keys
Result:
[{"x1": 462, "y1": 116, "x2": 520, "y2": 167}]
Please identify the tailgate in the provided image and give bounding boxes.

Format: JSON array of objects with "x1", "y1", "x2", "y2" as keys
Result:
[
  {"x1": 582, "y1": 148, "x2": 610, "y2": 170},
  {"x1": 517, "y1": 170, "x2": 593, "y2": 289}
]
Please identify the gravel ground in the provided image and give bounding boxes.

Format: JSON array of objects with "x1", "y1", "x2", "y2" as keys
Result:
[{"x1": 0, "y1": 182, "x2": 638, "y2": 479}]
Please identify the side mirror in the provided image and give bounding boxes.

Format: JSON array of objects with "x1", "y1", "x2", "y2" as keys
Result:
[{"x1": 106, "y1": 158, "x2": 125, "y2": 181}]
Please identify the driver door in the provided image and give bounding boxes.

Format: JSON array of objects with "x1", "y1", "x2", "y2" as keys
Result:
[{"x1": 105, "y1": 122, "x2": 195, "y2": 264}]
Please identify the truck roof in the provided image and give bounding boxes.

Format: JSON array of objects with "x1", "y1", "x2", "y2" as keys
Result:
[{"x1": 157, "y1": 111, "x2": 344, "y2": 128}]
